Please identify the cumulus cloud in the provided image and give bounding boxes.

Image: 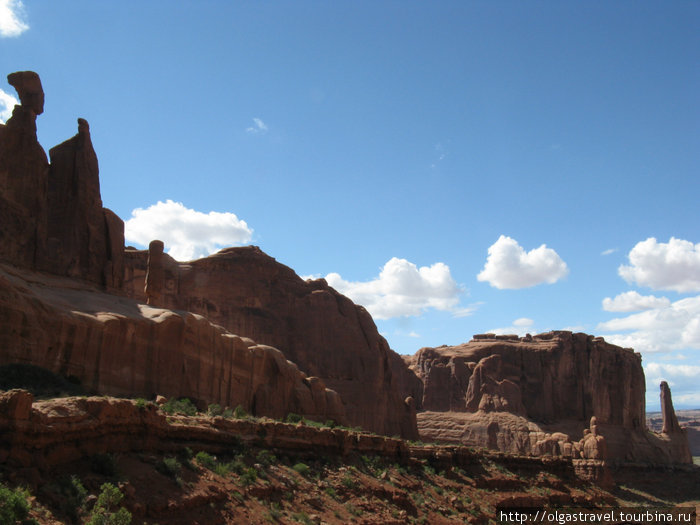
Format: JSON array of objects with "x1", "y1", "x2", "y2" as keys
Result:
[
  {"x1": 124, "y1": 200, "x2": 253, "y2": 261},
  {"x1": 325, "y1": 257, "x2": 464, "y2": 319},
  {"x1": 477, "y1": 235, "x2": 569, "y2": 289},
  {"x1": 0, "y1": 0, "x2": 28, "y2": 37},
  {"x1": 487, "y1": 317, "x2": 535, "y2": 336},
  {"x1": 602, "y1": 291, "x2": 671, "y2": 312},
  {"x1": 246, "y1": 117, "x2": 268, "y2": 134},
  {"x1": 597, "y1": 295, "x2": 700, "y2": 353},
  {"x1": 618, "y1": 237, "x2": 700, "y2": 293},
  {"x1": 644, "y1": 362, "x2": 700, "y2": 408},
  {"x1": 0, "y1": 88, "x2": 18, "y2": 122}
]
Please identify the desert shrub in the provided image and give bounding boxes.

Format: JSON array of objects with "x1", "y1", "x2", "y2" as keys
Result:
[
  {"x1": 161, "y1": 398, "x2": 197, "y2": 416},
  {"x1": 292, "y1": 512, "x2": 312, "y2": 524},
  {"x1": 291, "y1": 463, "x2": 310, "y2": 477},
  {"x1": 341, "y1": 474, "x2": 356, "y2": 489},
  {"x1": 324, "y1": 486, "x2": 337, "y2": 499},
  {"x1": 0, "y1": 483, "x2": 32, "y2": 524},
  {"x1": 85, "y1": 483, "x2": 131, "y2": 525},
  {"x1": 156, "y1": 457, "x2": 182, "y2": 478},
  {"x1": 195, "y1": 451, "x2": 217, "y2": 470},
  {"x1": 239, "y1": 467, "x2": 258, "y2": 486},
  {"x1": 256, "y1": 449, "x2": 276, "y2": 467},
  {"x1": 233, "y1": 405, "x2": 248, "y2": 419},
  {"x1": 207, "y1": 403, "x2": 223, "y2": 417},
  {"x1": 285, "y1": 413, "x2": 303, "y2": 423}
]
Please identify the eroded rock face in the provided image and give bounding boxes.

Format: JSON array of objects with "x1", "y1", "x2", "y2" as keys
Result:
[
  {"x1": 122, "y1": 247, "x2": 418, "y2": 439},
  {"x1": 47, "y1": 118, "x2": 124, "y2": 289},
  {"x1": 410, "y1": 332, "x2": 691, "y2": 464},
  {"x1": 0, "y1": 72, "x2": 49, "y2": 270},
  {"x1": 0, "y1": 263, "x2": 346, "y2": 425},
  {"x1": 0, "y1": 71, "x2": 124, "y2": 289}
]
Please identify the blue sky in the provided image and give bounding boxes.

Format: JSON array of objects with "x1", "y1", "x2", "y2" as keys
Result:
[{"x1": 2, "y1": 1, "x2": 699, "y2": 411}]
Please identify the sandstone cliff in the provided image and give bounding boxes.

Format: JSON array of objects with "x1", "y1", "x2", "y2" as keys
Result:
[
  {"x1": 0, "y1": 262, "x2": 346, "y2": 424},
  {"x1": 407, "y1": 332, "x2": 692, "y2": 465},
  {"x1": 122, "y1": 246, "x2": 418, "y2": 439}
]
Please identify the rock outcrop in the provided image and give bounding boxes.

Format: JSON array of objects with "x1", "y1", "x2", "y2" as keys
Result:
[
  {"x1": 0, "y1": 72, "x2": 124, "y2": 289},
  {"x1": 0, "y1": 72, "x2": 49, "y2": 271},
  {"x1": 122, "y1": 247, "x2": 418, "y2": 439},
  {"x1": 408, "y1": 332, "x2": 692, "y2": 464},
  {"x1": 47, "y1": 118, "x2": 124, "y2": 289}
]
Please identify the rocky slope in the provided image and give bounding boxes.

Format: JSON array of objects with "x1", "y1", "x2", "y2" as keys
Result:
[
  {"x1": 405, "y1": 332, "x2": 692, "y2": 465},
  {"x1": 0, "y1": 390, "x2": 638, "y2": 524}
]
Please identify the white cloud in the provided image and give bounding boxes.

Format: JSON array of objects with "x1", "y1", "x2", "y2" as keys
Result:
[
  {"x1": 644, "y1": 362, "x2": 700, "y2": 409},
  {"x1": 246, "y1": 117, "x2": 268, "y2": 134},
  {"x1": 597, "y1": 295, "x2": 700, "y2": 353},
  {"x1": 618, "y1": 237, "x2": 700, "y2": 293},
  {"x1": 0, "y1": 87, "x2": 18, "y2": 122},
  {"x1": 477, "y1": 235, "x2": 569, "y2": 289},
  {"x1": 602, "y1": 291, "x2": 671, "y2": 312},
  {"x1": 601, "y1": 248, "x2": 617, "y2": 256},
  {"x1": 0, "y1": 0, "x2": 28, "y2": 37},
  {"x1": 124, "y1": 200, "x2": 253, "y2": 261},
  {"x1": 487, "y1": 317, "x2": 535, "y2": 336},
  {"x1": 325, "y1": 257, "x2": 463, "y2": 319}
]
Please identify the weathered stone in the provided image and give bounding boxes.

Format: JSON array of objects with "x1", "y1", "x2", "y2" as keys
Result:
[
  {"x1": 0, "y1": 72, "x2": 49, "y2": 270},
  {"x1": 660, "y1": 381, "x2": 681, "y2": 434},
  {"x1": 7, "y1": 71, "x2": 44, "y2": 115},
  {"x1": 409, "y1": 332, "x2": 692, "y2": 464},
  {"x1": 122, "y1": 247, "x2": 418, "y2": 439},
  {"x1": 145, "y1": 240, "x2": 165, "y2": 306},
  {"x1": 0, "y1": 263, "x2": 347, "y2": 426}
]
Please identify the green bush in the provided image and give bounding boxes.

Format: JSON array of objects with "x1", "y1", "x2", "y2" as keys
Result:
[
  {"x1": 239, "y1": 467, "x2": 258, "y2": 486},
  {"x1": 161, "y1": 398, "x2": 198, "y2": 416},
  {"x1": 156, "y1": 457, "x2": 182, "y2": 478},
  {"x1": 292, "y1": 463, "x2": 310, "y2": 477},
  {"x1": 256, "y1": 450, "x2": 276, "y2": 467},
  {"x1": 285, "y1": 413, "x2": 303, "y2": 423},
  {"x1": 195, "y1": 451, "x2": 217, "y2": 470},
  {"x1": 0, "y1": 483, "x2": 31, "y2": 524},
  {"x1": 207, "y1": 403, "x2": 223, "y2": 417},
  {"x1": 233, "y1": 405, "x2": 248, "y2": 419},
  {"x1": 86, "y1": 483, "x2": 132, "y2": 525}
]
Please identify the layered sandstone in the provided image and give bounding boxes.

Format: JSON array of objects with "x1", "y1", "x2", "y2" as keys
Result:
[
  {"x1": 0, "y1": 263, "x2": 346, "y2": 425},
  {"x1": 408, "y1": 332, "x2": 692, "y2": 464},
  {"x1": 122, "y1": 247, "x2": 418, "y2": 439}
]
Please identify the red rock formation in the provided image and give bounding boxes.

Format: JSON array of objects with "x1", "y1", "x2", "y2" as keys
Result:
[
  {"x1": 122, "y1": 247, "x2": 418, "y2": 439},
  {"x1": 47, "y1": 118, "x2": 124, "y2": 289},
  {"x1": 0, "y1": 72, "x2": 124, "y2": 289},
  {"x1": 0, "y1": 72, "x2": 49, "y2": 270},
  {"x1": 0, "y1": 263, "x2": 346, "y2": 425},
  {"x1": 410, "y1": 332, "x2": 692, "y2": 464}
]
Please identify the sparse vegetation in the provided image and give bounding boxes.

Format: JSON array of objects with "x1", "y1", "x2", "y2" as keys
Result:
[
  {"x1": 85, "y1": 483, "x2": 132, "y2": 525},
  {"x1": 156, "y1": 456, "x2": 182, "y2": 478},
  {"x1": 0, "y1": 482, "x2": 36, "y2": 524},
  {"x1": 292, "y1": 462, "x2": 310, "y2": 477},
  {"x1": 161, "y1": 397, "x2": 198, "y2": 416}
]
